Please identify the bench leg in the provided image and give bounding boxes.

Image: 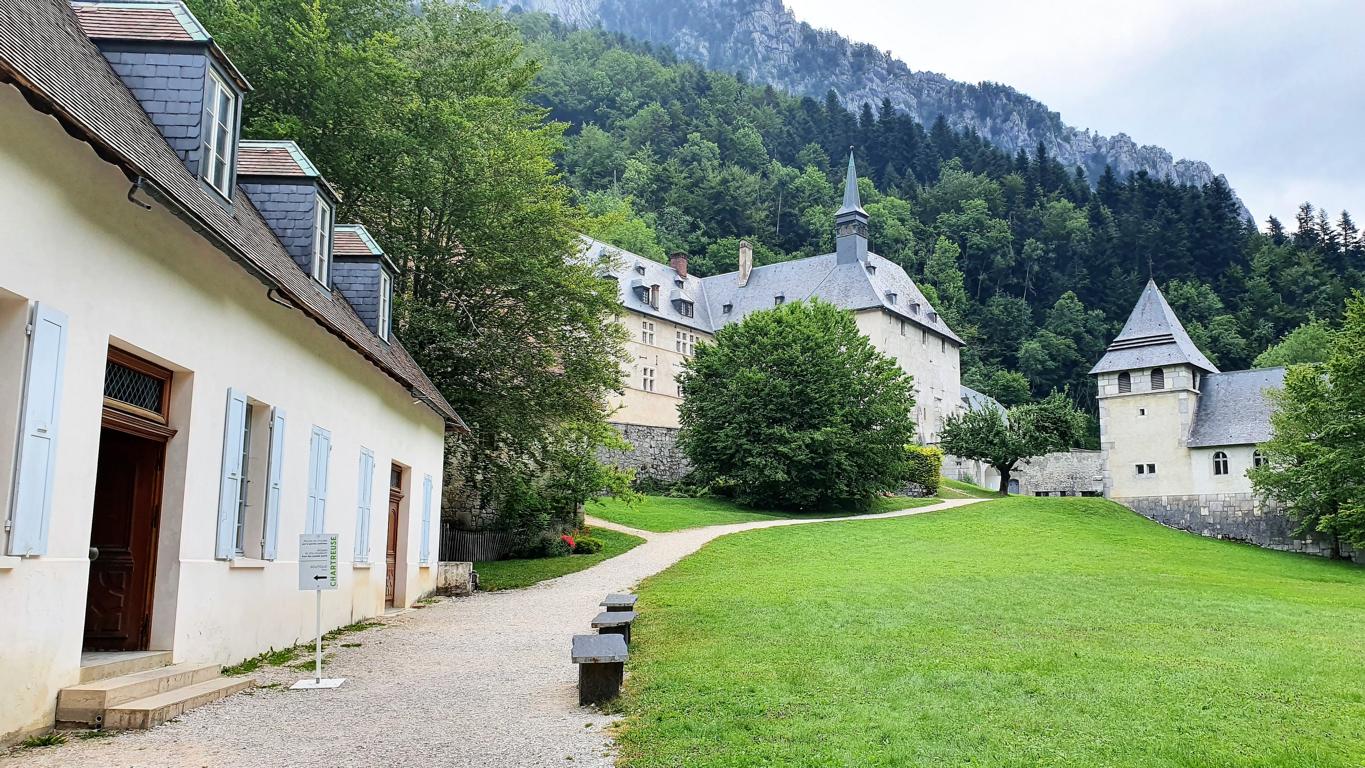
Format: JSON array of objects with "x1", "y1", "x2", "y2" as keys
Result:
[
  {"x1": 597, "y1": 625, "x2": 631, "y2": 645},
  {"x1": 578, "y1": 661, "x2": 624, "y2": 706}
]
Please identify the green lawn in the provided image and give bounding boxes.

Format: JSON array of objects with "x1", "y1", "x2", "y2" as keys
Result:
[
  {"x1": 586, "y1": 494, "x2": 942, "y2": 532},
  {"x1": 938, "y1": 477, "x2": 1006, "y2": 499},
  {"x1": 616, "y1": 497, "x2": 1365, "y2": 767},
  {"x1": 472, "y1": 527, "x2": 644, "y2": 591}
]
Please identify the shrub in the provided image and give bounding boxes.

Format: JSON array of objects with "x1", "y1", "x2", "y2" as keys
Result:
[
  {"x1": 543, "y1": 537, "x2": 573, "y2": 558},
  {"x1": 678, "y1": 299, "x2": 917, "y2": 511},
  {"x1": 904, "y1": 445, "x2": 943, "y2": 496},
  {"x1": 573, "y1": 536, "x2": 604, "y2": 554}
]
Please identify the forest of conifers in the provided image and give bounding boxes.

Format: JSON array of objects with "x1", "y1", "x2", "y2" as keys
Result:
[{"x1": 516, "y1": 14, "x2": 1365, "y2": 419}]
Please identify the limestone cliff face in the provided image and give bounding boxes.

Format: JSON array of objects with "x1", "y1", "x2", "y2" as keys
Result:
[{"x1": 490, "y1": 0, "x2": 1248, "y2": 217}]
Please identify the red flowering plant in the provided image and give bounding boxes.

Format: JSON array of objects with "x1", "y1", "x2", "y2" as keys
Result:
[{"x1": 560, "y1": 533, "x2": 576, "y2": 550}]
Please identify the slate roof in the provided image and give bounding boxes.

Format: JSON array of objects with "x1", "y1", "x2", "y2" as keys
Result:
[
  {"x1": 1090, "y1": 279, "x2": 1218, "y2": 375},
  {"x1": 238, "y1": 140, "x2": 341, "y2": 200},
  {"x1": 836, "y1": 152, "x2": 867, "y2": 219},
  {"x1": 588, "y1": 238, "x2": 964, "y2": 345},
  {"x1": 0, "y1": 0, "x2": 462, "y2": 427},
  {"x1": 960, "y1": 385, "x2": 1004, "y2": 414},
  {"x1": 71, "y1": 0, "x2": 250, "y2": 89},
  {"x1": 1186, "y1": 367, "x2": 1285, "y2": 447}
]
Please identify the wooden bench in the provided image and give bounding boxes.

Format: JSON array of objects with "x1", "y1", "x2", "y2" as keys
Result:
[
  {"x1": 600, "y1": 593, "x2": 638, "y2": 612},
  {"x1": 591, "y1": 610, "x2": 637, "y2": 645},
  {"x1": 571, "y1": 633, "x2": 628, "y2": 705}
]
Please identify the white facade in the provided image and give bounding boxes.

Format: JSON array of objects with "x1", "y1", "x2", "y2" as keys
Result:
[{"x1": 0, "y1": 84, "x2": 445, "y2": 742}]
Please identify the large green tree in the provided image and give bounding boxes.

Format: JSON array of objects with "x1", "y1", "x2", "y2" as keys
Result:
[
  {"x1": 1250, "y1": 294, "x2": 1365, "y2": 553},
  {"x1": 192, "y1": 0, "x2": 629, "y2": 530},
  {"x1": 678, "y1": 300, "x2": 917, "y2": 511},
  {"x1": 939, "y1": 393, "x2": 1089, "y2": 494}
]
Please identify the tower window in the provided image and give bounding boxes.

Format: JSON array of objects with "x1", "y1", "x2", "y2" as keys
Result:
[
  {"x1": 1213, "y1": 451, "x2": 1229, "y2": 476},
  {"x1": 1118, "y1": 372, "x2": 1132, "y2": 393},
  {"x1": 1151, "y1": 368, "x2": 1165, "y2": 390}
]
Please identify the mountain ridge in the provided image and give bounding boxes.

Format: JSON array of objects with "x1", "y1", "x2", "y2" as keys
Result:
[{"x1": 488, "y1": 0, "x2": 1251, "y2": 219}]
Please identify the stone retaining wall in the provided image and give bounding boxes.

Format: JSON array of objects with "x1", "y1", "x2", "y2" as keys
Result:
[
  {"x1": 1119, "y1": 493, "x2": 1362, "y2": 563},
  {"x1": 1016, "y1": 450, "x2": 1104, "y2": 496},
  {"x1": 601, "y1": 422, "x2": 693, "y2": 484}
]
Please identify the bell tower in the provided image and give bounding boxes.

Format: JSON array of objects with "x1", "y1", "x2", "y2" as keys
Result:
[{"x1": 835, "y1": 151, "x2": 868, "y2": 264}]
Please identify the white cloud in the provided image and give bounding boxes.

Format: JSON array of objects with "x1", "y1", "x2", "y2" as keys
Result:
[{"x1": 783, "y1": 0, "x2": 1365, "y2": 226}]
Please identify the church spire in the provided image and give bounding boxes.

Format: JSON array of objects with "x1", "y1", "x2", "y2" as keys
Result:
[{"x1": 835, "y1": 149, "x2": 869, "y2": 264}]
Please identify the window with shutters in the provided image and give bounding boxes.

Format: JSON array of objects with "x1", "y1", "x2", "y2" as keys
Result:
[
  {"x1": 1151, "y1": 367, "x2": 1165, "y2": 390},
  {"x1": 227, "y1": 396, "x2": 279, "y2": 560},
  {"x1": 1118, "y1": 372, "x2": 1132, "y2": 393},
  {"x1": 306, "y1": 426, "x2": 332, "y2": 534},
  {"x1": 1212, "y1": 451, "x2": 1229, "y2": 476},
  {"x1": 354, "y1": 448, "x2": 376, "y2": 563},
  {"x1": 4, "y1": 300, "x2": 67, "y2": 557}
]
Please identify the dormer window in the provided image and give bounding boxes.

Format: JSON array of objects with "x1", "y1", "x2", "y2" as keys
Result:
[
  {"x1": 774, "y1": 294, "x2": 785, "y2": 306},
  {"x1": 909, "y1": 302, "x2": 920, "y2": 315},
  {"x1": 865, "y1": 264, "x2": 877, "y2": 274},
  {"x1": 886, "y1": 292, "x2": 897, "y2": 304},
  {"x1": 722, "y1": 303, "x2": 733, "y2": 314},
  {"x1": 377, "y1": 270, "x2": 393, "y2": 341},
  {"x1": 649, "y1": 284, "x2": 660, "y2": 308},
  {"x1": 676, "y1": 300, "x2": 695, "y2": 318},
  {"x1": 634, "y1": 264, "x2": 646, "y2": 275},
  {"x1": 928, "y1": 311, "x2": 939, "y2": 323},
  {"x1": 311, "y1": 194, "x2": 333, "y2": 285},
  {"x1": 674, "y1": 278, "x2": 684, "y2": 288},
  {"x1": 201, "y1": 69, "x2": 237, "y2": 197}
]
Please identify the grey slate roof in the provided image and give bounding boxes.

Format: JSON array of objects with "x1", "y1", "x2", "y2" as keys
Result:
[
  {"x1": 960, "y1": 385, "x2": 1004, "y2": 414},
  {"x1": 1186, "y1": 367, "x2": 1286, "y2": 447},
  {"x1": 589, "y1": 238, "x2": 963, "y2": 345},
  {"x1": 836, "y1": 152, "x2": 867, "y2": 219},
  {"x1": 1090, "y1": 279, "x2": 1219, "y2": 375},
  {"x1": 0, "y1": 0, "x2": 462, "y2": 427}
]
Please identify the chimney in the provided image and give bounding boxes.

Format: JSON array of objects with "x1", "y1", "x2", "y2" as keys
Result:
[
  {"x1": 668, "y1": 251, "x2": 689, "y2": 278},
  {"x1": 738, "y1": 240, "x2": 753, "y2": 287}
]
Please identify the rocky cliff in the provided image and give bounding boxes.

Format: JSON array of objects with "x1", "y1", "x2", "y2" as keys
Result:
[{"x1": 490, "y1": 0, "x2": 1248, "y2": 217}]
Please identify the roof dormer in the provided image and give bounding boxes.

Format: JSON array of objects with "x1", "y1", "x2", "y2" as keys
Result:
[
  {"x1": 333, "y1": 225, "x2": 398, "y2": 341},
  {"x1": 237, "y1": 140, "x2": 342, "y2": 289},
  {"x1": 73, "y1": 0, "x2": 252, "y2": 200}
]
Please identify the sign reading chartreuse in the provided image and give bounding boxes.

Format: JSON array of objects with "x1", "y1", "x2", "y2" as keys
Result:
[{"x1": 298, "y1": 533, "x2": 338, "y2": 591}]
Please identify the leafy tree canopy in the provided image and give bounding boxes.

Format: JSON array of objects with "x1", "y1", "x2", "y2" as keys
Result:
[
  {"x1": 1252, "y1": 320, "x2": 1336, "y2": 368},
  {"x1": 678, "y1": 300, "x2": 917, "y2": 511},
  {"x1": 939, "y1": 393, "x2": 1090, "y2": 494}
]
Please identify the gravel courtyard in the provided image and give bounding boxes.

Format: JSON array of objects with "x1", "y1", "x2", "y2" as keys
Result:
[{"x1": 1, "y1": 498, "x2": 979, "y2": 768}]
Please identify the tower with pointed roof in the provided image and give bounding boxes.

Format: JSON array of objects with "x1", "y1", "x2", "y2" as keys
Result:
[
  {"x1": 835, "y1": 151, "x2": 869, "y2": 264},
  {"x1": 1091, "y1": 279, "x2": 1219, "y2": 498}
]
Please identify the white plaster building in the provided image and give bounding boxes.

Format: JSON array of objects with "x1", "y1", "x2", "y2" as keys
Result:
[
  {"x1": 591, "y1": 156, "x2": 967, "y2": 482},
  {"x1": 1089, "y1": 281, "x2": 1355, "y2": 559},
  {"x1": 0, "y1": 0, "x2": 460, "y2": 742}
]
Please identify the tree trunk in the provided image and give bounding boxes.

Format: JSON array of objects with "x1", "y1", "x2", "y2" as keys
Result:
[{"x1": 997, "y1": 466, "x2": 1011, "y2": 495}]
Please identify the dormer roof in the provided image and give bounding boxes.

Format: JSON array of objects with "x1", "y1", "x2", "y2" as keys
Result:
[
  {"x1": 335, "y1": 224, "x2": 399, "y2": 273},
  {"x1": 71, "y1": 0, "x2": 251, "y2": 90},
  {"x1": 1090, "y1": 279, "x2": 1219, "y2": 375},
  {"x1": 238, "y1": 140, "x2": 341, "y2": 200}
]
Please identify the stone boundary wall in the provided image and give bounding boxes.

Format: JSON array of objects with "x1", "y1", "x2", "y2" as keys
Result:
[
  {"x1": 602, "y1": 422, "x2": 692, "y2": 484},
  {"x1": 1016, "y1": 450, "x2": 1104, "y2": 496},
  {"x1": 1119, "y1": 493, "x2": 1362, "y2": 563}
]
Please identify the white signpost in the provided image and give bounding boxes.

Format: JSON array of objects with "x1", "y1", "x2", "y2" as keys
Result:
[{"x1": 291, "y1": 533, "x2": 344, "y2": 690}]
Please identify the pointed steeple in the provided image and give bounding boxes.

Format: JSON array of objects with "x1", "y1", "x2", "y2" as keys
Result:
[
  {"x1": 835, "y1": 150, "x2": 869, "y2": 264},
  {"x1": 1089, "y1": 279, "x2": 1219, "y2": 375}
]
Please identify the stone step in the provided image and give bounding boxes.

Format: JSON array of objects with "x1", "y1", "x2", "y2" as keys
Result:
[
  {"x1": 57, "y1": 663, "x2": 223, "y2": 726},
  {"x1": 103, "y1": 677, "x2": 254, "y2": 731},
  {"x1": 78, "y1": 651, "x2": 174, "y2": 684}
]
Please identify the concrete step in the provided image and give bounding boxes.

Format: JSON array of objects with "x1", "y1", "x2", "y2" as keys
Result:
[
  {"x1": 103, "y1": 677, "x2": 254, "y2": 731},
  {"x1": 78, "y1": 651, "x2": 174, "y2": 684},
  {"x1": 57, "y1": 663, "x2": 222, "y2": 725}
]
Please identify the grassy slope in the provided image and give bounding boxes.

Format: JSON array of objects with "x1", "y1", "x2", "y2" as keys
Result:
[
  {"x1": 938, "y1": 477, "x2": 1006, "y2": 499},
  {"x1": 616, "y1": 497, "x2": 1365, "y2": 767},
  {"x1": 585, "y1": 494, "x2": 941, "y2": 533},
  {"x1": 472, "y1": 527, "x2": 644, "y2": 591}
]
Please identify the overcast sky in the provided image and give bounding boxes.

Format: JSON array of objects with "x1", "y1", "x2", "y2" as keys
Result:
[{"x1": 784, "y1": 0, "x2": 1364, "y2": 228}]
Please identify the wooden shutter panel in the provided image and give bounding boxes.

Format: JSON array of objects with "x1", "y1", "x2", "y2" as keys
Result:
[
  {"x1": 419, "y1": 474, "x2": 433, "y2": 565},
  {"x1": 215, "y1": 388, "x2": 248, "y2": 560},
  {"x1": 306, "y1": 426, "x2": 331, "y2": 533},
  {"x1": 354, "y1": 448, "x2": 374, "y2": 562},
  {"x1": 7, "y1": 303, "x2": 68, "y2": 556},
  {"x1": 262, "y1": 407, "x2": 286, "y2": 560}
]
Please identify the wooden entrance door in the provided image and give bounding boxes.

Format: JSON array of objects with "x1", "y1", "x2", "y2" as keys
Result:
[
  {"x1": 83, "y1": 427, "x2": 165, "y2": 651},
  {"x1": 385, "y1": 492, "x2": 402, "y2": 606}
]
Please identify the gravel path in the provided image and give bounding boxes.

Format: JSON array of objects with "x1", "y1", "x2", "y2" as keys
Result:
[{"x1": 3, "y1": 498, "x2": 982, "y2": 768}]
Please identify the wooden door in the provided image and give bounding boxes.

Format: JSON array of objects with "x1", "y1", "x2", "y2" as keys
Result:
[
  {"x1": 84, "y1": 427, "x2": 164, "y2": 651},
  {"x1": 385, "y1": 490, "x2": 402, "y2": 606}
]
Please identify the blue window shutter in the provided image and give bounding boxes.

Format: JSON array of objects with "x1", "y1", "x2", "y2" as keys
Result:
[
  {"x1": 7, "y1": 304, "x2": 68, "y2": 557},
  {"x1": 354, "y1": 448, "x2": 374, "y2": 562},
  {"x1": 306, "y1": 426, "x2": 331, "y2": 533},
  {"x1": 419, "y1": 474, "x2": 433, "y2": 565},
  {"x1": 215, "y1": 388, "x2": 248, "y2": 560},
  {"x1": 261, "y1": 407, "x2": 286, "y2": 560}
]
